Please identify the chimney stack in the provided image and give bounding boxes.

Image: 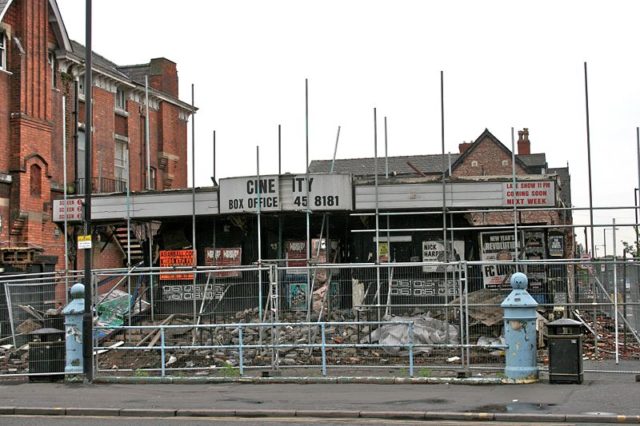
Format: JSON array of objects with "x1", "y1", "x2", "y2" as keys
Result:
[
  {"x1": 517, "y1": 128, "x2": 531, "y2": 155},
  {"x1": 459, "y1": 142, "x2": 472, "y2": 153}
]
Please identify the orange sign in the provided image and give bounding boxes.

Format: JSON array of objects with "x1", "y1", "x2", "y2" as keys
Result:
[{"x1": 160, "y1": 250, "x2": 195, "y2": 280}]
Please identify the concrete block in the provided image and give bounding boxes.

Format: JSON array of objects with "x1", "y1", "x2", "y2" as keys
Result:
[
  {"x1": 119, "y1": 408, "x2": 175, "y2": 417},
  {"x1": 360, "y1": 411, "x2": 425, "y2": 420},
  {"x1": 234, "y1": 409, "x2": 295, "y2": 418},
  {"x1": 14, "y1": 407, "x2": 65, "y2": 416},
  {"x1": 176, "y1": 409, "x2": 236, "y2": 417},
  {"x1": 494, "y1": 413, "x2": 566, "y2": 423},
  {"x1": 65, "y1": 408, "x2": 121, "y2": 417},
  {"x1": 565, "y1": 414, "x2": 629, "y2": 423},
  {"x1": 295, "y1": 410, "x2": 360, "y2": 418}
]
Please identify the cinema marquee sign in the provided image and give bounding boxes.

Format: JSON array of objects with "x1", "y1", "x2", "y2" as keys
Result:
[{"x1": 220, "y1": 173, "x2": 352, "y2": 213}]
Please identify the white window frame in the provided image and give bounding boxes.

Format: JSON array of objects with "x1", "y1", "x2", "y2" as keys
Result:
[
  {"x1": 48, "y1": 51, "x2": 57, "y2": 88},
  {"x1": 0, "y1": 32, "x2": 7, "y2": 70},
  {"x1": 114, "y1": 139, "x2": 128, "y2": 187},
  {"x1": 150, "y1": 167, "x2": 157, "y2": 190},
  {"x1": 115, "y1": 87, "x2": 126, "y2": 110}
]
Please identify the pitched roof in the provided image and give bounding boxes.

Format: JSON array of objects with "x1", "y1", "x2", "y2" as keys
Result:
[
  {"x1": 1, "y1": 0, "x2": 71, "y2": 51},
  {"x1": 449, "y1": 128, "x2": 530, "y2": 174},
  {"x1": 0, "y1": 0, "x2": 11, "y2": 22},
  {"x1": 308, "y1": 154, "x2": 459, "y2": 176},
  {"x1": 0, "y1": 0, "x2": 10, "y2": 20},
  {"x1": 65, "y1": 41, "x2": 196, "y2": 112},
  {"x1": 117, "y1": 64, "x2": 151, "y2": 86},
  {"x1": 518, "y1": 153, "x2": 547, "y2": 169},
  {"x1": 69, "y1": 40, "x2": 132, "y2": 82}
]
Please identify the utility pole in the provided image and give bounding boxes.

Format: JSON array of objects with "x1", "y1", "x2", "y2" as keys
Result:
[{"x1": 82, "y1": 0, "x2": 94, "y2": 382}]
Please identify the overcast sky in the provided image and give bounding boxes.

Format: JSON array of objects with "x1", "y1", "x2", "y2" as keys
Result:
[{"x1": 56, "y1": 0, "x2": 640, "y2": 255}]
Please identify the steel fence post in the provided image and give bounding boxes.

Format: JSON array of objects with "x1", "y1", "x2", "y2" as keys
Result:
[
  {"x1": 408, "y1": 321, "x2": 414, "y2": 377},
  {"x1": 321, "y1": 322, "x2": 327, "y2": 376},
  {"x1": 160, "y1": 326, "x2": 166, "y2": 377},
  {"x1": 239, "y1": 326, "x2": 244, "y2": 376}
]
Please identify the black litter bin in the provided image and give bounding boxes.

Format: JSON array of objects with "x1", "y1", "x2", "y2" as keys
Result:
[
  {"x1": 28, "y1": 328, "x2": 65, "y2": 382},
  {"x1": 547, "y1": 318, "x2": 583, "y2": 384}
]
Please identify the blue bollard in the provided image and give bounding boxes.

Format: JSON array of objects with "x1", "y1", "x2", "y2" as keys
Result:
[
  {"x1": 501, "y1": 272, "x2": 539, "y2": 381},
  {"x1": 62, "y1": 283, "x2": 85, "y2": 377}
]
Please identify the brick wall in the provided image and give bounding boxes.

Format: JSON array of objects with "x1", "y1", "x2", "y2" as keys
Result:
[
  {"x1": 456, "y1": 132, "x2": 571, "y2": 256},
  {"x1": 149, "y1": 58, "x2": 178, "y2": 98},
  {"x1": 453, "y1": 135, "x2": 528, "y2": 177},
  {"x1": 0, "y1": 0, "x2": 190, "y2": 273},
  {"x1": 76, "y1": 240, "x2": 124, "y2": 270}
]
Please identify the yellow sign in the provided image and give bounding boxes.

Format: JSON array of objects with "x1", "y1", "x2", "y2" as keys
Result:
[
  {"x1": 378, "y1": 242, "x2": 389, "y2": 263},
  {"x1": 77, "y1": 235, "x2": 92, "y2": 250}
]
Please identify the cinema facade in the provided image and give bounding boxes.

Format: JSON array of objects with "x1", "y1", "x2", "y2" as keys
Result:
[{"x1": 53, "y1": 128, "x2": 573, "y2": 313}]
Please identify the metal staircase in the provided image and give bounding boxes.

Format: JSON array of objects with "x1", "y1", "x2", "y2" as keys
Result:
[{"x1": 114, "y1": 225, "x2": 144, "y2": 265}]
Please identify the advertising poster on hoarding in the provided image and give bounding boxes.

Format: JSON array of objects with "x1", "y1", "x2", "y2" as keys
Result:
[
  {"x1": 160, "y1": 250, "x2": 194, "y2": 280},
  {"x1": 548, "y1": 234, "x2": 564, "y2": 257},
  {"x1": 378, "y1": 242, "x2": 389, "y2": 263},
  {"x1": 286, "y1": 239, "x2": 330, "y2": 276},
  {"x1": 480, "y1": 232, "x2": 517, "y2": 289},
  {"x1": 523, "y1": 231, "x2": 546, "y2": 290},
  {"x1": 421, "y1": 240, "x2": 465, "y2": 273},
  {"x1": 204, "y1": 247, "x2": 242, "y2": 278},
  {"x1": 285, "y1": 241, "x2": 307, "y2": 275},
  {"x1": 288, "y1": 282, "x2": 307, "y2": 311}
]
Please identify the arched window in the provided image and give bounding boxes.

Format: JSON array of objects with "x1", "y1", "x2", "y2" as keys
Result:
[{"x1": 30, "y1": 164, "x2": 42, "y2": 196}]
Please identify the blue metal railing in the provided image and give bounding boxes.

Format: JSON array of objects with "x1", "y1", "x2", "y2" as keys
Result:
[{"x1": 94, "y1": 320, "x2": 416, "y2": 377}]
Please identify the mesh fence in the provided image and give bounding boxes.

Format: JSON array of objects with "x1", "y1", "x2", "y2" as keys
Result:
[
  {"x1": 0, "y1": 260, "x2": 639, "y2": 378},
  {"x1": 0, "y1": 271, "x2": 81, "y2": 377}
]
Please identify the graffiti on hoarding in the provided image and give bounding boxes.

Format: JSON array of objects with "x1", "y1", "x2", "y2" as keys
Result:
[
  {"x1": 386, "y1": 279, "x2": 459, "y2": 297},
  {"x1": 162, "y1": 283, "x2": 225, "y2": 301}
]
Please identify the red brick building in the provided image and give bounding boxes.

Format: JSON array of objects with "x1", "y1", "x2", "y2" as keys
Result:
[{"x1": 0, "y1": 0, "x2": 194, "y2": 271}]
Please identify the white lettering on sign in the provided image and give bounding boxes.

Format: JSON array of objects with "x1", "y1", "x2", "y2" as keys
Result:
[
  {"x1": 386, "y1": 279, "x2": 459, "y2": 297},
  {"x1": 502, "y1": 181, "x2": 555, "y2": 207},
  {"x1": 53, "y1": 199, "x2": 84, "y2": 222},
  {"x1": 162, "y1": 283, "x2": 225, "y2": 301}
]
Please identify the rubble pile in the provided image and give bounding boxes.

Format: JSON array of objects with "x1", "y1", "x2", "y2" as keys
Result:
[
  {"x1": 0, "y1": 344, "x2": 29, "y2": 374},
  {"x1": 97, "y1": 308, "x2": 463, "y2": 372},
  {"x1": 580, "y1": 314, "x2": 640, "y2": 361}
]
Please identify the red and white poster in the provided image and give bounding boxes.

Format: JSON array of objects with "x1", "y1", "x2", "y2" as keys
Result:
[
  {"x1": 502, "y1": 181, "x2": 555, "y2": 207},
  {"x1": 286, "y1": 241, "x2": 307, "y2": 275},
  {"x1": 204, "y1": 247, "x2": 242, "y2": 278}
]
